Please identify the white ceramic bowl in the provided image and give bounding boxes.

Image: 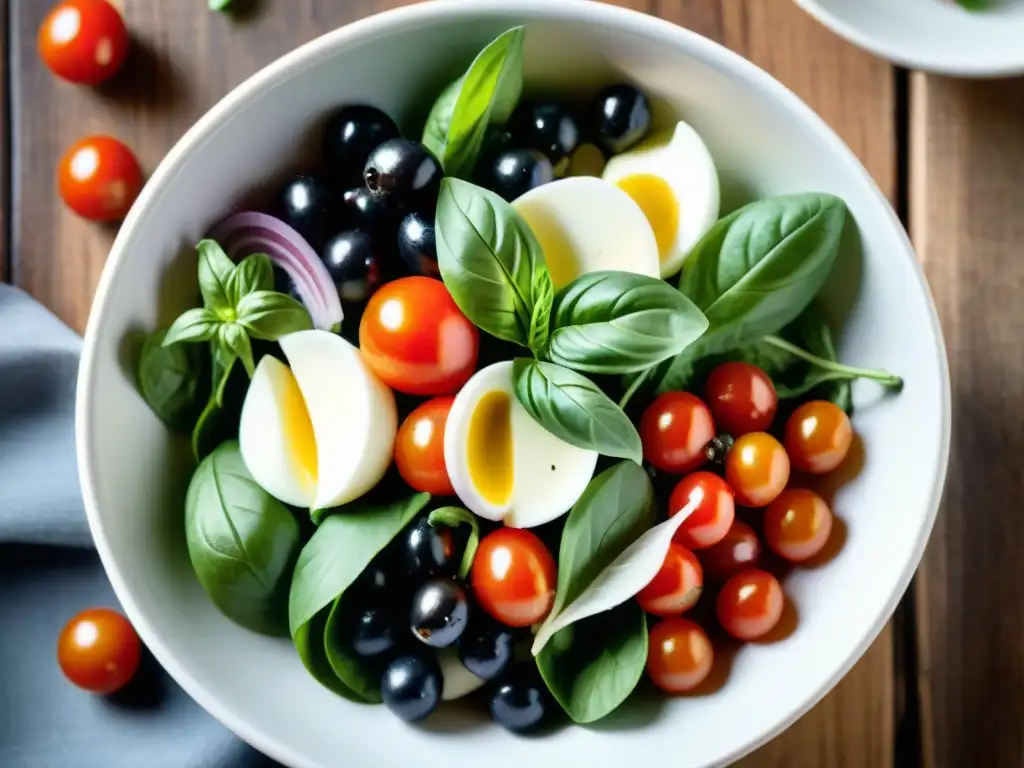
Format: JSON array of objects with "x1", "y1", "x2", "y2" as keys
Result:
[
  {"x1": 796, "y1": 0, "x2": 1024, "y2": 77},
  {"x1": 76, "y1": 2, "x2": 951, "y2": 767}
]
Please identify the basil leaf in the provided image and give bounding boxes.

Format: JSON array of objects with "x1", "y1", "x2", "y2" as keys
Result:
[
  {"x1": 536, "y1": 601, "x2": 647, "y2": 724},
  {"x1": 528, "y1": 264, "x2": 554, "y2": 354},
  {"x1": 421, "y1": 27, "x2": 525, "y2": 178},
  {"x1": 513, "y1": 359, "x2": 641, "y2": 462},
  {"x1": 219, "y1": 323, "x2": 255, "y2": 377},
  {"x1": 163, "y1": 308, "x2": 220, "y2": 346},
  {"x1": 776, "y1": 304, "x2": 853, "y2": 412},
  {"x1": 236, "y1": 290, "x2": 313, "y2": 341},
  {"x1": 227, "y1": 253, "x2": 273, "y2": 306},
  {"x1": 655, "y1": 193, "x2": 847, "y2": 393},
  {"x1": 323, "y1": 597, "x2": 381, "y2": 703},
  {"x1": 136, "y1": 330, "x2": 205, "y2": 430},
  {"x1": 197, "y1": 239, "x2": 236, "y2": 313},
  {"x1": 428, "y1": 506, "x2": 480, "y2": 579},
  {"x1": 545, "y1": 271, "x2": 709, "y2": 374},
  {"x1": 294, "y1": 608, "x2": 365, "y2": 702},
  {"x1": 184, "y1": 441, "x2": 301, "y2": 636},
  {"x1": 436, "y1": 178, "x2": 551, "y2": 346}
]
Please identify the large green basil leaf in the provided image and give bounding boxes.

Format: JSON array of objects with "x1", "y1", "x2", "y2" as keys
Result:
[
  {"x1": 294, "y1": 607, "x2": 366, "y2": 702},
  {"x1": 513, "y1": 359, "x2": 641, "y2": 462},
  {"x1": 421, "y1": 27, "x2": 525, "y2": 178},
  {"x1": 656, "y1": 193, "x2": 847, "y2": 392},
  {"x1": 136, "y1": 330, "x2": 206, "y2": 431},
  {"x1": 236, "y1": 290, "x2": 313, "y2": 341},
  {"x1": 184, "y1": 441, "x2": 301, "y2": 636},
  {"x1": 323, "y1": 597, "x2": 382, "y2": 703},
  {"x1": 436, "y1": 178, "x2": 553, "y2": 347},
  {"x1": 536, "y1": 601, "x2": 647, "y2": 724},
  {"x1": 545, "y1": 271, "x2": 709, "y2": 374}
]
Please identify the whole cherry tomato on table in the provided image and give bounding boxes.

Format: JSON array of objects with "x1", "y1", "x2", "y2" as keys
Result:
[
  {"x1": 716, "y1": 569, "x2": 784, "y2": 641},
  {"x1": 58, "y1": 607, "x2": 141, "y2": 694},
  {"x1": 360, "y1": 276, "x2": 479, "y2": 396},
  {"x1": 636, "y1": 542, "x2": 703, "y2": 617},
  {"x1": 471, "y1": 528, "x2": 556, "y2": 628},
  {"x1": 764, "y1": 488, "x2": 834, "y2": 562},
  {"x1": 669, "y1": 471, "x2": 735, "y2": 550},
  {"x1": 639, "y1": 391, "x2": 715, "y2": 474},
  {"x1": 704, "y1": 361, "x2": 778, "y2": 436},
  {"x1": 699, "y1": 519, "x2": 761, "y2": 582},
  {"x1": 58, "y1": 135, "x2": 143, "y2": 221},
  {"x1": 38, "y1": 0, "x2": 129, "y2": 86},
  {"x1": 394, "y1": 396, "x2": 455, "y2": 495},
  {"x1": 725, "y1": 431, "x2": 790, "y2": 507},
  {"x1": 784, "y1": 400, "x2": 854, "y2": 474},
  {"x1": 646, "y1": 617, "x2": 714, "y2": 693}
]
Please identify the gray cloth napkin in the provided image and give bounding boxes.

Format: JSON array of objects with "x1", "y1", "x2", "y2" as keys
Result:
[{"x1": 0, "y1": 284, "x2": 279, "y2": 768}]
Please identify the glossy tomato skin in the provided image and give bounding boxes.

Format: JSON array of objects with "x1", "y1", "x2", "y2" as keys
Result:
[
  {"x1": 359, "y1": 276, "x2": 479, "y2": 396},
  {"x1": 716, "y1": 569, "x2": 784, "y2": 641},
  {"x1": 471, "y1": 528, "x2": 556, "y2": 628},
  {"x1": 636, "y1": 542, "x2": 703, "y2": 617},
  {"x1": 699, "y1": 520, "x2": 761, "y2": 582},
  {"x1": 57, "y1": 608, "x2": 141, "y2": 694},
  {"x1": 725, "y1": 432, "x2": 790, "y2": 507},
  {"x1": 704, "y1": 362, "x2": 778, "y2": 436},
  {"x1": 669, "y1": 471, "x2": 735, "y2": 549},
  {"x1": 646, "y1": 617, "x2": 714, "y2": 693},
  {"x1": 764, "y1": 488, "x2": 833, "y2": 562},
  {"x1": 38, "y1": 0, "x2": 129, "y2": 86},
  {"x1": 394, "y1": 396, "x2": 455, "y2": 495},
  {"x1": 640, "y1": 392, "x2": 716, "y2": 474},
  {"x1": 58, "y1": 135, "x2": 143, "y2": 221},
  {"x1": 785, "y1": 400, "x2": 853, "y2": 474}
]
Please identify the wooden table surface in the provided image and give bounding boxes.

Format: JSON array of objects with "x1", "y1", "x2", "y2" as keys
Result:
[{"x1": 6, "y1": 1, "x2": 1023, "y2": 765}]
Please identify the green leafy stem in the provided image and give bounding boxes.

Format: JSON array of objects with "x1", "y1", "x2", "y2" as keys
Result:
[{"x1": 762, "y1": 334, "x2": 904, "y2": 391}]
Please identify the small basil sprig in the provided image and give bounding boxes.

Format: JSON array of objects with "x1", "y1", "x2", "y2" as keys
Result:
[
  {"x1": 428, "y1": 506, "x2": 480, "y2": 579},
  {"x1": 422, "y1": 27, "x2": 525, "y2": 179}
]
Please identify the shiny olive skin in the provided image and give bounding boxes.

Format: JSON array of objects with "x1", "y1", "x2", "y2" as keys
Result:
[
  {"x1": 487, "y1": 149, "x2": 553, "y2": 202},
  {"x1": 277, "y1": 175, "x2": 334, "y2": 248},
  {"x1": 323, "y1": 105, "x2": 401, "y2": 186},
  {"x1": 590, "y1": 84, "x2": 652, "y2": 155},
  {"x1": 321, "y1": 230, "x2": 380, "y2": 304},
  {"x1": 347, "y1": 606, "x2": 402, "y2": 659},
  {"x1": 457, "y1": 622, "x2": 515, "y2": 681},
  {"x1": 509, "y1": 102, "x2": 580, "y2": 164},
  {"x1": 380, "y1": 653, "x2": 443, "y2": 722},
  {"x1": 339, "y1": 186, "x2": 392, "y2": 233},
  {"x1": 363, "y1": 139, "x2": 442, "y2": 209},
  {"x1": 409, "y1": 578, "x2": 470, "y2": 649},
  {"x1": 396, "y1": 211, "x2": 438, "y2": 277},
  {"x1": 271, "y1": 266, "x2": 303, "y2": 303},
  {"x1": 490, "y1": 667, "x2": 551, "y2": 732},
  {"x1": 403, "y1": 518, "x2": 457, "y2": 579}
]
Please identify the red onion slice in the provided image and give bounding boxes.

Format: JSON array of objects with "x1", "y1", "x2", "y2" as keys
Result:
[{"x1": 211, "y1": 211, "x2": 343, "y2": 332}]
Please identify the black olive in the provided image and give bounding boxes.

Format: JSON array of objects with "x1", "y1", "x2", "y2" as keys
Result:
[
  {"x1": 590, "y1": 83, "x2": 652, "y2": 155},
  {"x1": 409, "y1": 578, "x2": 469, "y2": 648},
  {"x1": 489, "y1": 667, "x2": 551, "y2": 732},
  {"x1": 271, "y1": 265, "x2": 303, "y2": 303},
  {"x1": 320, "y1": 230, "x2": 380, "y2": 304},
  {"x1": 276, "y1": 175, "x2": 333, "y2": 249},
  {"x1": 509, "y1": 102, "x2": 580, "y2": 164},
  {"x1": 403, "y1": 518, "x2": 457, "y2": 578},
  {"x1": 458, "y1": 621, "x2": 514, "y2": 681},
  {"x1": 323, "y1": 105, "x2": 401, "y2": 187},
  {"x1": 396, "y1": 211, "x2": 438, "y2": 277},
  {"x1": 380, "y1": 653, "x2": 443, "y2": 723},
  {"x1": 339, "y1": 186, "x2": 392, "y2": 233},
  {"x1": 363, "y1": 139, "x2": 442, "y2": 209},
  {"x1": 346, "y1": 606, "x2": 402, "y2": 659},
  {"x1": 487, "y1": 149, "x2": 553, "y2": 202}
]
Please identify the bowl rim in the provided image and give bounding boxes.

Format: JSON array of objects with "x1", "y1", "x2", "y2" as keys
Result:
[
  {"x1": 75, "y1": 1, "x2": 952, "y2": 766},
  {"x1": 794, "y1": 0, "x2": 1024, "y2": 78}
]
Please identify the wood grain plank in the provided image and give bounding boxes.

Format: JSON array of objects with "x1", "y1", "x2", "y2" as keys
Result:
[{"x1": 910, "y1": 73, "x2": 1024, "y2": 768}]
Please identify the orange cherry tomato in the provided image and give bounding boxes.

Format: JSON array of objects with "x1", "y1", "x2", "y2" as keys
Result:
[
  {"x1": 471, "y1": 528, "x2": 556, "y2": 628},
  {"x1": 764, "y1": 488, "x2": 833, "y2": 562},
  {"x1": 38, "y1": 0, "x2": 129, "y2": 86},
  {"x1": 58, "y1": 135, "x2": 143, "y2": 221},
  {"x1": 704, "y1": 361, "x2": 778, "y2": 436},
  {"x1": 646, "y1": 617, "x2": 714, "y2": 693},
  {"x1": 784, "y1": 400, "x2": 853, "y2": 474},
  {"x1": 669, "y1": 471, "x2": 735, "y2": 549},
  {"x1": 394, "y1": 396, "x2": 455, "y2": 495},
  {"x1": 725, "y1": 432, "x2": 790, "y2": 507},
  {"x1": 716, "y1": 569, "x2": 784, "y2": 641},
  {"x1": 359, "y1": 276, "x2": 479, "y2": 396},
  {"x1": 639, "y1": 392, "x2": 716, "y2": 474},
  {"x1": 57, "y1": 608, "x2": 141, "y2": 694},
  {"x1": 637, "y1": 542, "x2": 703, "y2": 617},
  {"x1": 699, "y1": 520, "x2": 761, "y2": 582}
]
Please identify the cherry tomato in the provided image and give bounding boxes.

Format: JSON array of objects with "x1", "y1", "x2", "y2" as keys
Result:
[
  {"x1": 699, "y1": 520, "x2": 761, "y2": 582},
  {"x1": 646, "y1": 617, "x2": 714, "y2": 693},
  {"x1": 38, "y1": 0, "x2": 129, "y2": 86},
  {"x1": 58, "y1": 135, "x2": 143, "y2": 221},
  {"x1": 394, "y1": 396, "x2": 455, "y2": 495},
  {"x1": 784, "y1": 400, "x2": 853, "y2": 474},
  {"x1": 716, "y1": 569, "x2": 784, "y2": 641},
  {"x1": 637, "y1": 543, "x2": 703, "y2": 617},
  {"x1": 471, "y1": 528, "x2": 556, "y2": 628},
  {"x1": 725, "y1": 432, "x2": 790, "y2": 507},
  {"x1": 669, "y1": 471, "x2": 735, "y2": 550},
  {"x1": 57, "y1": 608, "x2": 141, "y2": 694},
  {"x1": 704, "y1": 362, "x2": 778, "y2": 436},
  {"x1": 764, "y1": 488, "x2": 833, "y2": 562},
  {"x1": 639, "y1": 392, "x2": 715, "y2": 474},
  {"x1": 359, "y1": 276, "x2": 479, "y2": 396}
]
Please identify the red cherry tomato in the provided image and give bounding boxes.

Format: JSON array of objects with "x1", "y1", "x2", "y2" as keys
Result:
[
  {"x1": 394, "y1": 396, "x2": 455, "y2": 495},
  {"x1": 669, "y1": 471, "x2": 735, "y2": 550},
  {"x1": 784, "y1": 400, "x2": 853, "y2": 474},
  {"x1": 716, "y1": 569, "x2": 784, "y2": 641},
  {"x1": 359, "y1": 276, "x2": 479, "y2": 396},
  {"x1": 725, "y1": 432, "x2": 790, "y2": 507},
  {"x1": 57, "y1": 608, "x2": 141, "y2": 694},
  {"x1": 38, "y1": 0, "x2": 129, "y2": 86},
  {"x1": 699, "y1": 520, "x2": 761, "y2": 582},
  {"x1": 58, "y1": 135, "x2": 143, "y2": 221},
  {"x1": 764, "y1": 488, "x2": 833, "y2": 562},
  {"x1": 704, "y1": 362, "x2": 778, "y2": 436},
  {"x1": 646, "y1": 617, "x2": 714, "y2": 693},
  {"x1": 639, "y1": 392, "x2": 715, "y2": 474},
  {"x1": 637, "y1": 542, "x2": 703, "y2": 617},
  {"x1": 471, "y1": 528, "x2": 556, "y2": 627}
]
